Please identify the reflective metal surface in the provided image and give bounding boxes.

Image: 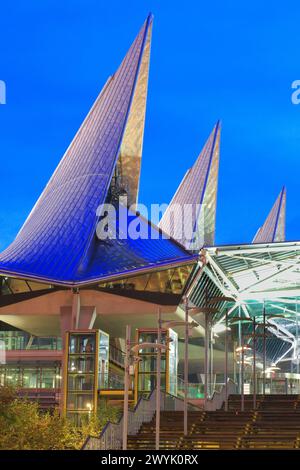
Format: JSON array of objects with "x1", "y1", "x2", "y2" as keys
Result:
[
  {"x1": 0, "y1": 15, "x2": 155, "y2": 285},
  {"x1": 159, "y1": 122, "x2": 220, "y2": 250},
  {"x1": 253, "y1": 186, "x2": 286, "y2": 243}
]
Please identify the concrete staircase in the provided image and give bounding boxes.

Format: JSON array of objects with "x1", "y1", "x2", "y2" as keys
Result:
[{"x1": 127, "y1": 395, "x2": 300, "y2": 450}]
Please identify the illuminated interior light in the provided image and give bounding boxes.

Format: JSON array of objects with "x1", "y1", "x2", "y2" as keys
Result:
[
  {"x1": 235, "y1": 345, "x2": 252, "y2": 353},
  {"x1": 213, "y1": 324, "x2": 231, "y2": 334},
  {"x1": 264, "y1": 366, "x2": 281, "y2": 373}
]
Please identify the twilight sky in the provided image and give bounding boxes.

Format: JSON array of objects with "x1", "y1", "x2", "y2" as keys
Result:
[{"x1": 0, "y1": 0, "x2": 300, "y2": 249}]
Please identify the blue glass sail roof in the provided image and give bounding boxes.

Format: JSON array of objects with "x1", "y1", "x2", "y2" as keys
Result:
[
  {"x1": 75, "y1": 211, "x2": 198, "y2": 284},
  {"x1": 0, "y1": 210, "x2": 196, "y2": 285},
  {"x1": 0, "y1": 14, "x2": 197, "y2": 286}
]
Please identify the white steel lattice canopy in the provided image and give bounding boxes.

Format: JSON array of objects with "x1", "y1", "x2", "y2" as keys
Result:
[{"x1": 200, "y1": 241, "x2": 300, "y2": 364}]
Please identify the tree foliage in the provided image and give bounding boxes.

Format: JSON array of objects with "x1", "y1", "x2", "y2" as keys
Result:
[{"x1": 0, "y1": 386, "x2": 121, "y2": 450}]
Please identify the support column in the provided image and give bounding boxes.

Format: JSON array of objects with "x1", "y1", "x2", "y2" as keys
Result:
[
  {"x1": 238, "y1": 320, "x2": 242, "y2": 394},
  {"x1": 184, "y1": 298, "x2": 189, "y2": 436},
  {"x1": 263, "y1": 304, "x2": 266, "y2": 395},
  {"x1": 60, "y1": 291, "x2": 96, "y2": 413},
  {"x1": 156, "y1": 308, "x2": 161, "y2": 450},
  {"x1": 233, "y1": 340, "x2": 237, "y2": 386},
  {"x1": 204, "y1": 313, "x2": 209, "y2": 409},
  {"x1": 296, "y1": 302, "x2": 299, "y2": 375},
  {"x1": 123, "y1": 325, "x2": 131, "y2": 451},
  {"x1": 210, "y1": 327, "x2": 214, "y2": 396},
  {"x1": 253, "y1": 317, "x2": 256, "y2": 410},
  {"x1": 241, "y1": 322, "x2": 244, "y2": 412},
  {"x1": 225, "y1": 310, "x2": 228, "y2": 411},
  {"x1": 77, "y1": 306, "x2": 96, "y2": 330},
  {"x1": 60, "y1": 302, "x2": 75, "y2": 414}
]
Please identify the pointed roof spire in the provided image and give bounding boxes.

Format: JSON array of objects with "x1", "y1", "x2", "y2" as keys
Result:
[
  {"x1": 0, "y1": 15, "x2": 154, "y2": 283},
  {"x1": 253, "y1": 186, "x2": 286, "y2": 244},
  {"x1": 159, "y1": 121, "x2": 221, "y2": 251},
  {"x1": 117, "y1": 17, "x2": 152, "y2": 208}
]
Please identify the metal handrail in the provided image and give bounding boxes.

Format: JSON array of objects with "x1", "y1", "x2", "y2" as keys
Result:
[
  {"x1": 99, "y1": 372, "x2": 134, "y2": 390},
  {"x1": 82, "y1": 389, "x2": 155, "y2": 450},
  {"x1": 162, "y1": 390, "x2": 202, "y2": 411},
  {"x1": 205, "y1": 378, "x2": 237, "y2": 411},
  {"x1": 82, "y1": 389, "x2": 199, "y2": 450},
  {"x1": 109, "y1": 344, "x2": 125, "y2": 368},
  {"x1": 176, "y1": 376, "x2": 204, "y2": 399},
  {"x1": 0, "y1": 333, "x2": 62, "y2": 351}
]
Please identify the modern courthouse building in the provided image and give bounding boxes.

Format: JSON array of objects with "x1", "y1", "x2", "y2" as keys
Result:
[{"x1": 1, "y1": 14, "x2": 300, "y2": 449}]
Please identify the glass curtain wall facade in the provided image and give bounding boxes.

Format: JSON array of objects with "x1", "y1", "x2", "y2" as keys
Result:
[
  {"x1": 0, "y1": 363, "x2": 61, "y2": 388},
  {"x1": 99, "y1": 264, "x2": 194, "y2": 295}
]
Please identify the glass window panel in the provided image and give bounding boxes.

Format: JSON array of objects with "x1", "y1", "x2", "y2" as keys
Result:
[
  {"x1": 138, "y1": 374, "x2": 166, "y2": 392},
  {"x1": 67, "y1": 393, "x2": 94, "y2": 411},
  {"x1": 5, "y1": 368, "x2": 21, "y2": 387},
  {"x1": 38, "y1": 337, "x2": 56, "y2": 350},
  {"x1": 0, "y1": 279, "x2": 11, "y2": 295},
  {"x1": 22, "y1": 368, "x2": 38, "y2": 388},
  {"x1": 0, "y1": 331, "x2": 61, "y2": 351},
  {"x1": 67, "y1": 412, "x2": 91, "y2": 427},
  {"x1": 68, "y1": 356, "x2": 95, "y2": 374},
  {"x1": 98, "y1": 331, "x2": 109, "y2": 388},
  {"x1": 169, "y1": 329, "x2": 178, "y2": 395},
  {"x1": 0, "y1": 331, "x2": 29, "y2": 350},
  {"x1": 7, "y1": 278, "x2": 30, "y2": 294},
  {"x1": 41, "y1": 368, "x2": 56, "y2": 388},
  {"x1": 138, "y1": 331, "x2": 167, "y2": 353},
  {"x1": 99, "y1": 264, "x2": 194, "y2": 295},
  {"x1": 27, "y1": 281, "x2": 52, "y2": 291},
  {"x1": 68, "y1": 374, "x2": 95, "y2": 391},
  {"x1": 0, "y1": 277, "x2": 54, "y2": 295},
  {"x1": 57, "y1": 337, "x2": 62, "y2": 350},
  {"x1": 69, "y1": 334, "x2": 96, "y2": 354},
  {"x1": 138, "y1": 356, "x2": 166, "y2": 373}
]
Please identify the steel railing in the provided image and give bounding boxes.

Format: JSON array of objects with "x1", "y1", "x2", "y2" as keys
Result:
[
  {"x1": 109, "y1": 344, "x2": 125, "y2": 368},
  {"x1": 176, "y1": 377, "x2": 204, "y2": 399},
  {"x1": 0, "y1": 333, "x2": 62, "y2": 351},
  {"x1": 83, "y1": 389, "x2": 156, "y2": 450},
  {"x1": 99, "y1": 372, "x2": 134, "y2": 390},
  {"x1": 205, "y1": 379, "x2": 237, "y2": 411},
  {"x1": 82, "y1": 389, "x2": 200, "y2": 450}
]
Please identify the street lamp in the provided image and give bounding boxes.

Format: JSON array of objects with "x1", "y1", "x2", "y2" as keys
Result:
[
  {"x1": 256, "y1": 312, "x2": 285, "y2": 394},
  {"x1": 185, "y1": 303, "x2": 218, "y2": 409},
  {"x1": 229, "y1": 316, "x2": 254, "y2": 411},
  {"x1": 159, "y1": 307, "x2": 198, "y2": 437},
  {"x1": 207, "y1": 297, "x2": 235, "y2": 412},
  {"x1": 205, "y1": 295, "x2": 234, "y2": 408}
]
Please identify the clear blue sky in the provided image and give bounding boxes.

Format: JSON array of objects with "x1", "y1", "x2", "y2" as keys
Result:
[{"x1": 0, "y1": 0, "x2": 300, "y2": 249}]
